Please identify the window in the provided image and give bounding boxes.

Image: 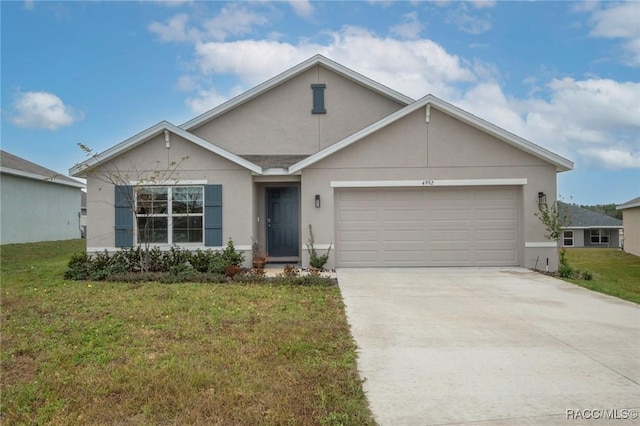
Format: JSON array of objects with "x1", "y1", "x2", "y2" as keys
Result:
[
  {"x1": 136, "y1": 186, "x2": 203, "y2": 244},
  {"x1": 590, "y1": 229, "x2": 609, "y2": 244},
  {"x1": 311, "y1": 84, "x2": 326, "y2": 114},
  {"x1": 563, "y1": 230, "x2": 574, "y2": 247}
]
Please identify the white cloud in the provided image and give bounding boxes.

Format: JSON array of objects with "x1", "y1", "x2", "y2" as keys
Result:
[
  {"x1": 152, "y1": 0, "x2": 192, "y2": 7},
  {"x1": 469, "y1": 1, "x2": 496, "y2": 9},
  {"x1": 202, "y1": 4, "x2": 269, "y2": 41},
  {"x1": 10, "y1": 91, "x2": 82, "y2": 130},
  {"x1": 191, "y1": 26, "x2": 474, "y2": 101},
  {"x1": 445, "y1": 4, "x2": 492, "y2": 34},
  {"x1": 390, "y1": 11, "x2": 424, "y2": 40},
  {"x1": 148, "y1": 4, "x2": 638, "y2": 170},
  {"x1": 289, "y1": 0, "x2": 314, "y2": 18},
  {"x1": 586, "y1": 2, "x2": 640, "y2": 67},
  {"x1": 23, "y1": 0, "x2": 34, "y2": 11},
  {"x1": 148, "y1": 13, "x2": 194, "y2": 42}
]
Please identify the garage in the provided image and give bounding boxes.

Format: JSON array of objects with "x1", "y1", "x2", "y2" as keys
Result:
[{"x1": 335, "y1": 185, "x2": 522, "y2": 267}]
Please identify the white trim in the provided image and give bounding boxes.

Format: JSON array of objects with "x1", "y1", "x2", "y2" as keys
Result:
[
  {"x1": 525, "y1": 242, "x2": 558, "y2": 248},
  {"x1": 617, "y1": 198, "x2": 640, "y2": 210},
  {"x1": 260, "y1": 168, "x2": 291, "y2": 176},
  {"x1": 330, "y1": 178, "x2": 528, "y2": 188},
  {"x1": 129, "y1": 179, "x2": 208, "y2": 186},
  {"x1": 69, "y1": 121, "x2": 262, "y2": 177},
  {"x1": 180, "y1": 55, "x2": 413, "y2": 131},
  {"x1": 302, "y1": 244, "x2": 332, "y2": 250},
  {"x1": 1, "y1": 167, "x2": 86, "y2": 189},
  {"x1": 563, "y1": 226, "x2": 623, "y2": 230},
  {"x1": 290, "y1": 94, "x2": 574, "y2": 174}
]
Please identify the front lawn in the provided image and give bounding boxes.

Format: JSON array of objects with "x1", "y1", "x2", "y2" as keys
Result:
[
  {"x1": 562, "y1": 248, "x2": 640, "y2": 304},
  {"x1": 0, "y1": 240, "x2": 375, "y2": 425}
]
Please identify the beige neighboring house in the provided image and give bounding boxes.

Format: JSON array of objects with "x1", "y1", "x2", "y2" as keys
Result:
[
  {"x1": 70, "y1": 55, "x2": 574, "y2": 270},
  {"x1": 617, "y1": 196, "x2": 640, "y2": 256}
]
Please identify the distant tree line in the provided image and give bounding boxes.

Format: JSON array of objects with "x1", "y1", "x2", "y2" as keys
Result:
[{"x1": 579, "y1": 203, "x2": 622, "y2": 220}]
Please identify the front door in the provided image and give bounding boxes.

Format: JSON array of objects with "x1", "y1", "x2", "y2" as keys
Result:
[{"x1": 267, "y1": 187, "x2": 299, "y2": 257}]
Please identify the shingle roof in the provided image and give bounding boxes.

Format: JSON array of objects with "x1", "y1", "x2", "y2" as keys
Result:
[
  {"x1": 617, "y1": 196, "x2": 640, "y2": 210},
  {"x1": 1, "y1": 150, "x2": 84, "y2": 188},
  {"x1": 559, "y1": 202, "x2": 623, "y2": 228}
]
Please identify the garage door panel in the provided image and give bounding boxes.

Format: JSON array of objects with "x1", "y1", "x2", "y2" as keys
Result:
[
  {"x1": 340, "y1": 230, "x2": 379, "y2": 242},
  {"x1": 384, "y1": 229, "x2": 424, "y2": 242},
  {"x1": 383, "y1": 209, "x2": 423, "y2": 223},
  {"x1": 476, "y1": 229, "x2": 516, "y2": 242},
  {"x1": 339, "y1": 209, "x2": 378, "y2": 223},
  {"x1": 336, "y1": 187, "x2": 520, "y2": 267},
  {"x1": 429, "y1": 229, "x2": 470, "y2": 242},
  {"x1": 383, "y1": 250, "x2": 424, "y2": 263},
  {"x1": 476, "y1": 208, "x2": 516, "y2": 221}
]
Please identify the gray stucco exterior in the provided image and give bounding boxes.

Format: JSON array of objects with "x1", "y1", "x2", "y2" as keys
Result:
[{"x1": 71, "y1": 55, "x2": 573, "y2": 271}]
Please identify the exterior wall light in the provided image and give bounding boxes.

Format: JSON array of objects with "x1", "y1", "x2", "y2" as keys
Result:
[
  {"x1": 315, "y1": 194, "x2": 321, "y2": 208},
  {"x1": 538, "y1": 192, "x2": 546, "y2": 205}
]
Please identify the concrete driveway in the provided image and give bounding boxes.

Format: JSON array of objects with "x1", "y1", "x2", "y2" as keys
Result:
[{"x1": 337, "y1": 268, "x2": 640, "y2": 425}]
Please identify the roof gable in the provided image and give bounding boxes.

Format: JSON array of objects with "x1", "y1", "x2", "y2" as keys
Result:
[
  {"x1": 289, "y1": 95, "x2": 574, "y2": 173},
  {"x1": 1, "y1": 150, "x2": 85, "y2": 188},
  {"x1": 180, "y1": 55, "x2": 414, "y2": 131},
  {"x1": 560, "y1": 202, "x2": 623, "y2": 228},
  {"x1": 69, "y1": 121, "x2": 261, "y2": 177}
]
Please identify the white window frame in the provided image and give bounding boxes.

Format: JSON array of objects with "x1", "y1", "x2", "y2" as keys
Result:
[
  {"x1": 135, "y1": 185, "x2": 204, "y2": 245},
  {"x1": 563, "y1": 230, "x2": 574, "y2": 247}
]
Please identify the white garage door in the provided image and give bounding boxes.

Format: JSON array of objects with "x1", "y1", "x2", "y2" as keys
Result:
[{"x1": 335, "y1": 186, "x2": 521, "y2": 267}]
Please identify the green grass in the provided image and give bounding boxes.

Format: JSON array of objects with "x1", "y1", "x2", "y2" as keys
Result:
[
  {"x1": 562, "y1": 248, "x2": 640, "y2": 304},
  {"x1": 1, "y1": 240, "x2": 375, "y2": 425}
]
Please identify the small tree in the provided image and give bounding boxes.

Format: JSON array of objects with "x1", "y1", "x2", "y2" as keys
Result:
[
  {"x1": 535, "y1": 197, "x2": 571, "y2": 273},
  {"x1": 75, "y1": 143, "x2": 189, "y2": 273}
]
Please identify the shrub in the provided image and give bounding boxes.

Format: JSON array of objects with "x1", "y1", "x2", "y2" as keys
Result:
[
  {"x1": 307, "y1": 224, "x2": 332, "y2": 269},
  {"x1": 64, "y1": 239, "x2": 245, "y2": 282}
]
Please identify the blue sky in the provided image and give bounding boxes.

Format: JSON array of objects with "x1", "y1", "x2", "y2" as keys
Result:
[{"x1": 2, "y1": 0, "x2": 639, "y2": 205}]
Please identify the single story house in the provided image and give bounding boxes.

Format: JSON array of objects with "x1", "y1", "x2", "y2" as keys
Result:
[
  {"x1": 1, "y1": 150, "x2": 85, "y2": 244},
  {"x1": 617, "y1": 196, "x2": 640, "y2": 256},
  {"x1": 70, "y1": 55, "x2": 573, "y2": 270},
  {"x1": 558, "y1": 202, "x2": 623, "y2": 248}
]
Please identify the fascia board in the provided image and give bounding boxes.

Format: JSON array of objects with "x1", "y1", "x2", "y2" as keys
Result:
[
  {"x1": 2, "y1": 167, "x2": 86, "y2": 188},
  {"x1": 70, "y1": 121, "x2": 170, "y2": 177},
  {"x1": 617, "y1": 200, "x2": 640, "y2": 210},
  {"x1": 70, "y1": 121, "x2": 262, "y2": 177},
  {"x1": 290, "y1": 94, "x2": 574, "y2": 174},
  {"x1": 180, "y1": 55, "x2": 413, "y2": 131}
]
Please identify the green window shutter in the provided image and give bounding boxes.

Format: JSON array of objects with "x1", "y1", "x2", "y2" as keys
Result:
[
  {"x1": 115, "y1": 185, "x2": 134, "y2": 247},
  {"x1": 311, "y1": 84, "x2": 326, "y2": 114},
  {"x1": 204, "y1": 184, "x2": 222, "y2": 246}
]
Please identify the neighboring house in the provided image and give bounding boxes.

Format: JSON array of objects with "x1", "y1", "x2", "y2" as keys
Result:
[
  {"x1": 1, "y1": 150, "x2": 85, "y2": 244},
  {"x1": 617, "y1": 196, "x2": 640, "y2": 256},
  {"x1": 559, "y1": 202, "x2": 623, "y2": 248},
  {"x1": 70, "y1": 55, "x2": 574, "y2": 270},
  {"x1": 80, "y1": 190, "x2": 87, "y2": 238}
]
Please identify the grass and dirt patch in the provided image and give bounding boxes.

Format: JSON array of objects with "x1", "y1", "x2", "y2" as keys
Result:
[
  {"x1": 1, "y1": 239, "x2": 375, "y2": 425},
  {"x1": 561, "y1": 248, "x2": 640, "y2": 304}
]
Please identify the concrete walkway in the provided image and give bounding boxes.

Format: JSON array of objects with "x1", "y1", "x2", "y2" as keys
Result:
[{"x1": 337, "y1": 268, "x2": 640, "y2": 425}]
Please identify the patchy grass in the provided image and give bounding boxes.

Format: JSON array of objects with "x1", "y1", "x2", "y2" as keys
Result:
[
  {"x1": 1, "y1": 240, "x2": 375, "y2": 425},
  {"x1": 562, "y1": 248, "x2": 640, "y2": 304}
]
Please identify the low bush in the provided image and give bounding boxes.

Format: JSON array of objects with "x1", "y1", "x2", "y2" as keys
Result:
[{"x1": 65, "y1": 239, "x2": 244, "y2": 281}]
